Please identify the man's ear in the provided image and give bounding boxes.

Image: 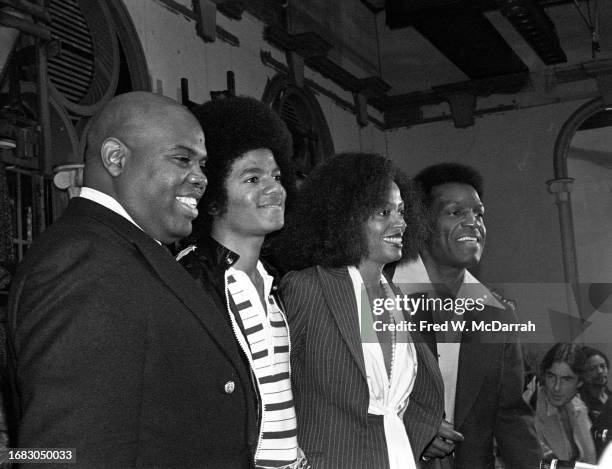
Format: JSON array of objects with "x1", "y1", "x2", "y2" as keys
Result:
[{"x1": 100, "y1": 137, "x2": 127, "y2": 177}]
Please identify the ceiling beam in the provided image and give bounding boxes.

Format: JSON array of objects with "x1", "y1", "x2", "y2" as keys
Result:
[
  {"x1": 359, "y1": 0, "x2": 385, "y2": 13},
  {"x1": 386, "y1": 1, "x2": 529, "y2": 80},
  {"x1": 494, "y1": 0, "x2": 566, "y2": 65},
  {"x1": 369, "y1": 71, "x2": 528, "y2": 112},
  {"x1": 372, "y1": 60, "x2": 610, "y2": 128}
]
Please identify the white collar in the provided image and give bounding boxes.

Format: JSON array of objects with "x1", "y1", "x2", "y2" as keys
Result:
[
  {"x1": 346, "y1": 265, "x2": 389, "y2": 334},
  {"x1": 228, "y1": 261, "x2": 274, "y2": 299},
  {"x1": 78, "y1": 187, "x2": 161, "y2": 245},
  {"x1": 393, "y1": 255, "x2": 504, "y2": 309}
]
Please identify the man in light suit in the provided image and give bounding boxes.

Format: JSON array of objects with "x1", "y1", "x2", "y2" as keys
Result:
[
  {"x1": 5, "y1": 92, "x2": 258, "y2": 468},
  {"x1": 392, "y1": 163, "x2": 541, "y2": 468}
]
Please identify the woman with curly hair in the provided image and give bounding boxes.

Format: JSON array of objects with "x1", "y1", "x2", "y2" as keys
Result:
[
  {"x1": 277, "y1": 152, "x2": 446, "y2": 469},
  {"x1": 177, "y1": 96, "x2": 307, "y2": 468}
]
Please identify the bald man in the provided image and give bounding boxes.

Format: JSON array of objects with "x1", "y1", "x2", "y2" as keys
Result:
[{"x1": 5, "y1": 92, "x2": 259, "y2": 468}]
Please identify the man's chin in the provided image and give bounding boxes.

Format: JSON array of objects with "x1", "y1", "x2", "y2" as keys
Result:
[
  {"x1": 162, "y1": 225, "x2": 192, "y2": 245},
  {"x1": 264, "y1": 220, "x2": 284, "y2": 234},
  {"x1": 445, "y1": 248, "x2": 482, "y2": 269},
  {"x1": 452, "y1": 257, "x2": 481, "y2": 270}
]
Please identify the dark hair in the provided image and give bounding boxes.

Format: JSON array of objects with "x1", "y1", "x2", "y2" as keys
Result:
[
  {"x1": 540, "y1": 343, "x2": 587, "y2": 378},
  {"x1": 415, "y1": 162, "x2": 484, "y2": 206},
  {"x1": 190, "y1": 96, "x2": 295, "y2": 239},
  {"x1": 582, "y1": 346, "x2": 610, "y2": 368},
  {"x1": 273, "y1": 152, "x2": 429, "y2": 271}
]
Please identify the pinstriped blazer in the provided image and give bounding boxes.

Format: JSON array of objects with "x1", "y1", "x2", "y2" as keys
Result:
[{"x1": 281, "y1": 266, "x2": 444, "y2": 469}]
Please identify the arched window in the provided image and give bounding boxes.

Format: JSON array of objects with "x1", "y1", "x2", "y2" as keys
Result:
[
  {"x1": 48, "y1": 0, "x2": 150, "y2": 161},
  {"x1": 0, "y1": 0, "x2": 149, "y2": 265},
  {"x1": 262, "y1": 74, "x2": 334, "y2": 182}
]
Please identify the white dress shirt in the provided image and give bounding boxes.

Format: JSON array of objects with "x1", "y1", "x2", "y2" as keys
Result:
[{"x1": 392, "y1": 255, "x2": 503, "y2": 423}]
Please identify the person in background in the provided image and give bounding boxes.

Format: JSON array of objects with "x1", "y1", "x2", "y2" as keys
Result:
[
  {"x1": 178, "y1": 96, "x2": 307, "y2": 469},
  {"x1": 277, "y1": 152, "x2": 448, "y2": 469},
  {"x1": 579, "y1": 347, "x2": 611, "y2": 423},
  {"x1": 591, "y1": 394, "x2": 612, "y2": 458},
  {"x1": 535, "y1": 343, "x2": 596, "y2": 464},
  {"x1": 391, "y1": 162, "x2": 541, "y2": 468},
  {"x1": 5, "y1": 92, "x2": 261, "y2": 467}
]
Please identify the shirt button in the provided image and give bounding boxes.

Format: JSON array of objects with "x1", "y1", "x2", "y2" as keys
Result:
[{"x1": 224, "y1": 380, "x2": 235, "y2": 394}]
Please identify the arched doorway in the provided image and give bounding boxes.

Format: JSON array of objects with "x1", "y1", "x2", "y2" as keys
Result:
[
  {"x1": 551, "y1": 98, "x2": 612, "y2": 284},
  {"x1": 550, "y1": 97, "x2": 612, "y2": 346}
]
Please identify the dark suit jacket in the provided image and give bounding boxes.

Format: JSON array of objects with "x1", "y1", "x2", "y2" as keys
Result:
[
  {"x1": 281, "y1": 266, "x2": 444, "y2": 469},
  {"x1": 388, "y1": 259, "x2": 542, "y2": 469},
  {"x1": 456, "y1": 304, "x2": 540, "y2": 469},
  {"x1": 5, "y1": 198, "x2": 258, "y2": 468},
  {"x1": 416, "y1": 296, "x2": 542, "y2": 469}
]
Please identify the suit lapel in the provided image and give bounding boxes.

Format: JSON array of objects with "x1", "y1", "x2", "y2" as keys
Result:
[
  {"x1": 453, "y1": 307, "x2": 492, "y2": 429},
  {"x1": 317, "y1": 266, "x2": 367, "y2": 380},
  {"x1": 74, "y1": 198, "x2": 245, "y2": 370},
  {"x1": 454, "y1": 348, "x2": 486, "y2": 428},
  {"x1": 407, "y1": 340, "x2": 446, "y2": 457},
  {"x1": 134, "y1": 239, "x2": 244, "y2": 363},
  {"x1": 413, "y1": 341, "x2": 444, "y2": 405}
]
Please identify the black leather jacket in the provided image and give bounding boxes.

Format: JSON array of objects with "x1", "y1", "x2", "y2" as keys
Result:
[
  {"x1": 178, "y1": 236, "x2": 285, "y2": 313},
  {"x1": 177, "y1": 236, "x2": 284, "y2": 464}
]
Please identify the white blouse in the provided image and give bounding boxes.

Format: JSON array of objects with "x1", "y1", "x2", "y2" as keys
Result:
[{"x1": 347, "y1": 266, "x2": 418, "y2": 469}]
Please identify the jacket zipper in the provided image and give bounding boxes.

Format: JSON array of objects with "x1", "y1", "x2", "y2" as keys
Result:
[{"x1": 224, "y1": 276, "x2": 266, "y2": 466}]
